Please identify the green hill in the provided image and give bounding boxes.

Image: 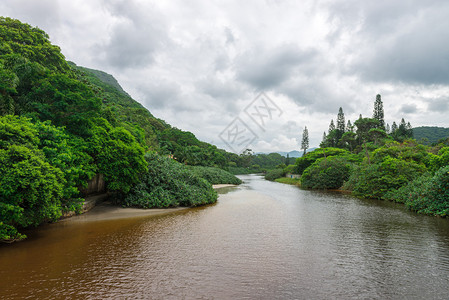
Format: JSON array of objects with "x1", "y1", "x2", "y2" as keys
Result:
[{"x1": 413, "y1": 126, "x2": 449, "y2": 145}]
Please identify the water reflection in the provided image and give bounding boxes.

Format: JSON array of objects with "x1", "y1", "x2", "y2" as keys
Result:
[{"x1": 1, "y1": 174, "x2": 449, "y2": 299}]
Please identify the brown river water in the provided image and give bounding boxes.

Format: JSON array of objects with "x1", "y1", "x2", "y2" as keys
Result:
[{"x1": 1, "y1": 174, "x2": 449, "y2": 299}]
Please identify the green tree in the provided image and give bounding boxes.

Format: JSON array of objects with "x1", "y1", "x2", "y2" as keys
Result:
[
  {"x1": 301, "y1": 126, "x2": 309, "y2": 156},
  {"x1": 373, "y1": 94, "x2": 385, "y2": 129},
  {"x1": 336, "y1": 107, "x2": 345, "y2": 140},
  {"x1": 0, "y1": 145, "x2": 65, "y2": 241},
  {"x1": 340, "y1": 131, "x2": 357, "y2": 152},
  {"x1": 88, "y1": 118, "x2": 147, "y2": 195},
  {"x1": 346, "y1": 120, "x2": 354, "y2": 133},
  {"x1": 391, "y1": 121, "x2": 398, "y2": 134},
  {"x1": 329, "y1": 119, "x2": 335, "y2": 132}
]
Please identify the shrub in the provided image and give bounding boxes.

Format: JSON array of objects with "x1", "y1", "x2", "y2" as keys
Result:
[
  {"x1": 385, "y1": 166, "x2": 449, "y2": 216},
  {"x1": 265, "y1": 169, "x2": 285, "y2": 181},
  {"x1": 301, "y1": 156, "x2": 352, "y2": 189},
  {"x1": 351, "y1": 156, "x2": 426, "y2": 199},
  {"x1": 294, "y1": 147, "x2": 349, "y2": 175},
  {"x1": 123, "y1": 153, "x2": 217, "y2": 208},
  {"x1": 188, "y1": 166, "x2": 242, "y2": 185}
]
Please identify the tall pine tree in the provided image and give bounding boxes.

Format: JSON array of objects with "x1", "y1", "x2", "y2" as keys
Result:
[
  {"x1": 328, "y1": 119, "x2": 335, "y2": 133},
  {"x1": 347, "y1": 120, "x2": 353, "y2": 132},
  {"x1": 373, "y1": 94, "x2": 385, "y2": 130},
  {"x1": 391, "y1": 121, "x2": 398, "y2": 133},
  {"x1": 301, "y1": 126, "x2": 309, "y2": 156},
  {"x1": 336, "y1": 107, "x2": 345, "y2": 140}
]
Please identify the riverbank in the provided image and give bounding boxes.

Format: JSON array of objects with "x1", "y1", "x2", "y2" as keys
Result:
[
  {"x1": 60, "y1": 183, "x2": 238, "y2": 223},
  {"x1": 274, "y1": 177, "x2": 301, "y2": 185},
  {"x1": 60, "y1": 202, "x2": 189, "y2": 223},
  {"x1": 212, "y1": 184, "x2": 238, "y2": 189}
]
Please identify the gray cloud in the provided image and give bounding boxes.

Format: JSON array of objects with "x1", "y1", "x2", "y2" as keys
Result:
[
  {"x1": 96, "y1": 0, "x2": 167, "y2": 70},
  {"x1": 326, "y1": 0, "x2": 449, "y2": 85},
  {"x1": 235, "y1": 45, "x2": 318, "y2": 89},
  {"x1": 0, "y1": 0, "x2": 60, "y2": 30},
  {"x1": 400, "y1": 103, "x2": 418, "y2": 114},
  {"x1": 427, "y1": 98, "x2": 449, "y2": 113},
  {"x1": 136, "y1": 79, "x2": 182, "y2": 110}
]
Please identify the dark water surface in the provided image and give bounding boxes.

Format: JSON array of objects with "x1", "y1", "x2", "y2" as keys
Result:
[{"x1": 1, "y1": 174, "x2": 449, "y2": 299}]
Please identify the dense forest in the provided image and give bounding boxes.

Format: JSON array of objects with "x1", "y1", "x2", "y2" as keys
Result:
[
  {"x1": 413, "y1": 126, "x2": 449, "y2": 145},
  {"x1": 0, "y1": 17, "x2": 244, "y2": 242},
  {"x1": 268, "y1": 95, "x2": 449, "y2": 217}
]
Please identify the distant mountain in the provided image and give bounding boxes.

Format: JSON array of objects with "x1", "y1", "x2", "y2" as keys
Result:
[
  {"x1": 413, "y1": 126, "x2": 449, "y2": 145},
  {"x1": 256, "y1": 148, "x2": 317, "y2": 158}
]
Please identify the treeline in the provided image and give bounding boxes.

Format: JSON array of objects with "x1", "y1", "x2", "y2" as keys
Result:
[
  {"x1": 413, "y1": 126, "x2": 449, "y2": 145},
  {"x1": 292, "y1": 95, "x2": 449, "y2": 217},
  {"x1": 0, "y1": 17, "x2": 241, "y2": 242}
]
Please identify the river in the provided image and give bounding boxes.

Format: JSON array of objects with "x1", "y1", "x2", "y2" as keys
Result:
[{"x1": 1, "y1": 174, "x2": 449, "y2": 299}]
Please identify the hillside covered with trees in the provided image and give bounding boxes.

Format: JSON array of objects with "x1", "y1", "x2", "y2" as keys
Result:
[
  {"x1": 0, "y1": 17, "x2": 243, "y2": 242},
  {"x1": 413, "y1": 126, "x2": 449, "y2": 145}
]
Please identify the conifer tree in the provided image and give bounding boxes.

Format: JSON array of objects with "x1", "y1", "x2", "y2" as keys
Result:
[
  {"x1": 391, "y1": 121, "x2": 398, "y2": 133},
  {"x1": 347, "y1": 120, "x2": 353, "y2": 132},
  {"x1": 301, "y1": 126, "x2": 309, "y2": 156},
  {"x1": 406, "y1": 122, "x2": 413, "y2": 138},
  {"x1": 386, "y1": 123, "x2": 390, "y2": 134},
  {"x1": 329, "y1": 119, "x2": 335, "y2": 133},
  {"x1": 373, "y1": 94, "x2": 385, "y2": 129},
  {"x1": 336, "y1": 107, "x2": 345, "y2": 140}
]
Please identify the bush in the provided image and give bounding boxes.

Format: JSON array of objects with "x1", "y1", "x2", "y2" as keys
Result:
[
  {"x1": 384, "y1": 166, "x2": 449, "y2": 216},
  {"x1": 188, "y1": 166, "x2": 242, "y2": 185},
  {"x1": 228, "y1": 166, "x2": 254, "y2": 175},
  {"x1": 283, "y1": 164, "x2": 296, "y2": 174},
  {"x1": 265, "y1": 169, "x2": 285, "y2": 181},
  {"x1": 123, "y1": 153, "x2": 217, "y2": 208},
  {"x1": 351, "y1": 156, "x2": 426, "y2": 199},
  {"x1": 301, "y1": 156, "x2": 352, "y2": 189},
  {"x1": 294, "y1": 147, "x2": 349, "y2": 175}
]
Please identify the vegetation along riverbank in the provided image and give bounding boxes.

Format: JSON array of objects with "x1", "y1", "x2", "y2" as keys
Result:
[
  {"x1": 0, "y1": 18, "x2": 243, "y2": 243},
  {"x1": 263, "y1": 98, "x2": 449, "y2": 217}
]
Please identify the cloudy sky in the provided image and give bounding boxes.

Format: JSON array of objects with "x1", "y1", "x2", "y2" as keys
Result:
[{"x1": 2, "y1": 0, "x2": 449, "y2": 152}]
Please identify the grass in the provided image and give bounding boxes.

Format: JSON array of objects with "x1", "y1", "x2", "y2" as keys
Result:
[{"x1": 275, "y1": 177, "x2": 301, "y2": 186}]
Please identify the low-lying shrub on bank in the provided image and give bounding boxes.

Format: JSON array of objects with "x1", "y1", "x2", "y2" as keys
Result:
[
  {"x1": 264, "y1": 169, "x2": 285, "y2": 181},
  {"x1": 350, "y1": 157, "x2": 426, "y2": 199},
  {"x1": 189, "y1": 166, "x2": 242, "y2": 185},
  {"x1": 301, "y1": 156, "x2": 352, "y2": 189},
  {"x1": 123, "y1": 153, "x2": 217, "y2": 208},
  {"x1": 385, "y1": 166, "x2": 449, "y2": 216}
]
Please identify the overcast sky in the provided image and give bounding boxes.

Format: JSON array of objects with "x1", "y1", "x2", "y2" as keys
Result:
[{"x1": 2, "y1": 0, "x2": 449, "y2": 152}]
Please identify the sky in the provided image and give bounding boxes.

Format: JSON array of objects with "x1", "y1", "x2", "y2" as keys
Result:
[{"x1": 2, "y1": 0, "x2": 449, "y2": 153}]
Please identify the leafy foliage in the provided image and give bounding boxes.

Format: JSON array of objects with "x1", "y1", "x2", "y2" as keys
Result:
[
  {"x1": 265, "y1": 169, "x2": 285, "y2": 181},
  {"x1": 413, "y1": 126, "x2": 449, "y2": 145},
  {"x1": 0, "y1": 145, "x2": 65, "y2": 241},
  {"x1": 294, "y1": 147, "x2": 349, "y2": 174},
  {"x1": 123, "y1": 153, "x2": 217, "y2": 208},
  {"x1": 188, "y1": 166, "x2": 242, "y2": 185},
  {"x1": 350, "y1": 157, "x2": 426, "y2": 199},
  {"x1": 386, "y1": 166, "x2": 449, "y2": 216},
  {"x1": 301, "y1": 156, "x2": 352, "y2": 189}
]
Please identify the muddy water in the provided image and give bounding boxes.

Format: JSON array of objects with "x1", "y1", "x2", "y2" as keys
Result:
[{"x1": 1, "y1": 174, "x2": 449, "y2": 299}]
